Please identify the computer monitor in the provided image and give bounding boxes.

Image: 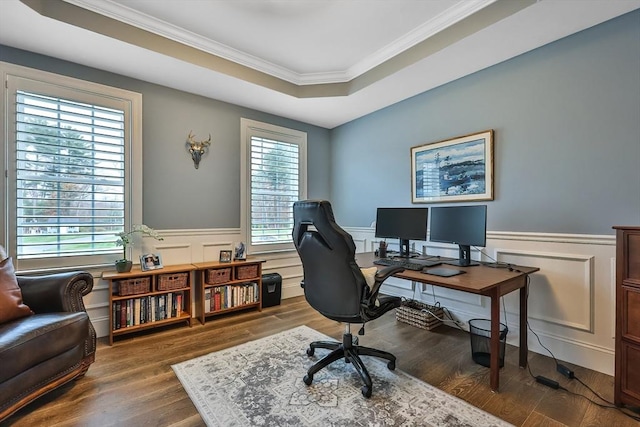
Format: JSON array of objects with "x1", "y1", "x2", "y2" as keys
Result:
[
  {"x1": 429, "y1": 205, "x2": 487, "y2": 267},
  {"x1": 375, "y1": 207, "x2": 428, "y2": 258}
]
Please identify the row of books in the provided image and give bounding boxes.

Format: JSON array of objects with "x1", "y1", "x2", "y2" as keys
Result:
[
  {"x1": 112, "y1": 292, "x2": 184, "y2": 330},
  {"x1": 205, "y1": 282, "x2": 258, "y2": 313}
]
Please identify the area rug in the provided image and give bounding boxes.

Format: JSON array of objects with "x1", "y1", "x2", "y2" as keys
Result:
[{"x1": 172, "y1": 325, "x2": 512, "y2": 427}]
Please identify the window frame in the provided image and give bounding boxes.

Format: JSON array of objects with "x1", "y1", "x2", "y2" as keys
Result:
[
  {"x1": 1, "y1": 62, "x2": 143, "y2": 272},
  {"x1": 240, "y1": 118, "x2": 307, "y2": 255}
]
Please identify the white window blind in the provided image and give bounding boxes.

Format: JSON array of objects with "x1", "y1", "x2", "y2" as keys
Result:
[
  {"x1": 15, "y1": 90, "x2": 125, "y2": 259},
  {"x1": 241, "y1": 118, "x2": 307, "y2": 254},
  {"x1": 2, "y1": 62, "x2": 143, "y2": 270},
  {"x1": 250, "y1": 136, "x2": 299, "y2": 245}
]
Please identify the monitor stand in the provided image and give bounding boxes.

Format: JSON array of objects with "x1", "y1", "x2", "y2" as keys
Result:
[
  {"x1": 443, "y1": 245, "x2": 480, "y2": 267},
  {"x1": 398, "y1": 239, "x2": 412, "y2": 258}
]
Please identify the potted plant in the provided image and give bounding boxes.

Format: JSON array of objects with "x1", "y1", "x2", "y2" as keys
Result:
[{"x1": 115, "y1": 224, "x2": 163, "y2": 273}]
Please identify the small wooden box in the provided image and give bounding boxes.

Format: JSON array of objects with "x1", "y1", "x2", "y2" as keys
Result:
[{"x1": 207, "y1": 268, "x2": 231, "y2": 284}]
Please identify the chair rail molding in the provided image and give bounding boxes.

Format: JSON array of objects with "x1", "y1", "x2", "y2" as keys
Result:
[{"x1": 82, "y1": 226, "x2": 617, "y2": 375}]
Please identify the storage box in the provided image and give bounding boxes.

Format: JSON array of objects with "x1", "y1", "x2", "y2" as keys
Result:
[
  {"x1": 157, "y1": 272, "x2": 189, "y2": 291},
  {"x1": 261, "y1": 273, "x2": 282, "y2": 308},
  {"x1": 116, "y1": 277, "x2": 151, "y2": 296},
  {"x1": 395, "y1": 299, "x2": 443, "y2": 331},
  {"x1": 207, "y1": 268, "x2": 231, "y2": 284},
  {"x1": 236, "y1": 264, "x2": 259, "y2": 280}
]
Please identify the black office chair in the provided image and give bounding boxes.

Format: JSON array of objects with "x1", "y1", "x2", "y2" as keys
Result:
[{"x1": 292, "y1": 200, "x2": 403, "y2": 397}]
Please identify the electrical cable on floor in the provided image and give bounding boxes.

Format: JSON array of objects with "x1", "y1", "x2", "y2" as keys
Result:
[
  {"x1": 426, "y1": 283, "x2": 466, "y2": 331},
  {"x1": 418, "y1": 306, "x2": 466, "y2": 331},
  {"x1": 526, "y1": 317, "x2": 640, "y2": 422}
]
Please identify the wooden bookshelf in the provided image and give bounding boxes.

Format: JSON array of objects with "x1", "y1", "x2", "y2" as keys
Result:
[
  {"x1": 192, "y1": 259, "x2": 265, "y2": 325},
  {"x1": 102, "y1": 264, "x2": 195, "y2": 345}
]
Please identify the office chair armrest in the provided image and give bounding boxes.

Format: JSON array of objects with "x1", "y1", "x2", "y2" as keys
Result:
[{"x1": 368, "y1": 266, "x2": 404, "y2": 299}]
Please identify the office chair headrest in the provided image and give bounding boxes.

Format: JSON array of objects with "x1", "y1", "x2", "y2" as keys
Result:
[
  {"x1": 292, "y1": 200, "x2": 355, "y2": 253},
  {"x1": 293, "y1": 200, "x2": 335, "y2": 224}
]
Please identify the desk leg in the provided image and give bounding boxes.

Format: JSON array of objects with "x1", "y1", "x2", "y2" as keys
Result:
[
  {"x1": 519, "y1": 278, "x2": 529, "y2": 368},
  {"x1": 490, "y1": 289, "x2": 500, "y2": 392}
]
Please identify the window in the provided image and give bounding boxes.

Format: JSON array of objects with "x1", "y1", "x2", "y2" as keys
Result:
[
  {"x1": 241, "y1": 119, "x2": 307, "y2": 254},
  {"x1": 1, "y1": 63, "x2": 142, "y2": 270}
]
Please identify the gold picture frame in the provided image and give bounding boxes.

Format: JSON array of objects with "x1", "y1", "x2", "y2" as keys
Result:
[{"x1": 411, "y1": 130, "x2": 494, "y2": 203}]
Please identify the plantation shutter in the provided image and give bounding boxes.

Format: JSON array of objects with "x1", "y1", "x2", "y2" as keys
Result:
[
  {"x1": 249, "y1": 136, "x2": 300, "y2": 246},
  {"x1": 15, "y1": 90, "x2": 125, "y2": 259}
]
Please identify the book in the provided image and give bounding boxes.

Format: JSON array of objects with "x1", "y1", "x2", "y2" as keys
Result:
[
  {"x1": 176, "y1": 293, "x2": 182, "y2": 317},
  {"x1": 134, "y1": 298, "x2": 141, "y2": 325},
  {"x1": 205, "y1": 288, "x2": 211, "y2": 313},
  {"x1": 167, "y1": 292, "x2": 173, "y2": 318},
  {"x1": 213, "y1": 290, "x2": 221, "y2": 311}
]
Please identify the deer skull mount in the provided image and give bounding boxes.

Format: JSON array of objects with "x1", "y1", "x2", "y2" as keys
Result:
[{"x1": 186, "y1": 131, "x2": 211, "y2": 169}]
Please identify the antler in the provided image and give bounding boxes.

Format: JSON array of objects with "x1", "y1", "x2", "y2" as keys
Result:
[
  {"x1": 187, "y1": 131, "x2": 211, "y2": 148},
  {"x1": 186, "y1": 131, "x2": 212, "y2": 169}
]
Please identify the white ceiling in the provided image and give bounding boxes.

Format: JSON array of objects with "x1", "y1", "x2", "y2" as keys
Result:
[{"x1": 1, "y1": 0, "x2": 639, "y2": 129}]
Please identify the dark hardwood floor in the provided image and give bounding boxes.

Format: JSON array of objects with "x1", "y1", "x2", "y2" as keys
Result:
[{"x1": 4, "y1": 296, "x2": 639, "y2": 426}]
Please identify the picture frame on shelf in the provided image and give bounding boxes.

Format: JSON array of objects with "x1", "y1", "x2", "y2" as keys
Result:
[
  {"x1": 234, "y1": 241, "x2": 246, "y2": 260},
  {"x1": 411, "y1": 130, "x2": 494, "y2": 203},
  {"x1": 219, "y1": 250, "x2": 232, "y2": 263},
  {"x1": 140, "y1": 253, "x2": 163, "y2": 271}
]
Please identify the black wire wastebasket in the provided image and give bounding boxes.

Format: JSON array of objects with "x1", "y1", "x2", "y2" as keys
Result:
[{"x1": 468, "y1": 318, "x2": 508, "y2": 368}]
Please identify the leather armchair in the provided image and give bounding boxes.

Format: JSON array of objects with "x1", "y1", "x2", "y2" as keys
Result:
[
  {"x1": 0, "y1": 271, "x2": 96, "y2": 421},
  {"x1": 292, "y1": 200, "x2": 402, "y2": 398}
]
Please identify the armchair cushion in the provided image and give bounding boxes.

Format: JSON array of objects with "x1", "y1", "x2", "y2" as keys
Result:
[
  {"x1": 0, "y1": 257, "x2": 33, "y2": 324},
  {"x1": 0, "y1": 312, "x2": 88, "y2": 384}
]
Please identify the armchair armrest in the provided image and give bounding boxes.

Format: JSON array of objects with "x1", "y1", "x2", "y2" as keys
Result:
[{"x1": 17, "y1": 271, "x2": 94, "y2": 314}]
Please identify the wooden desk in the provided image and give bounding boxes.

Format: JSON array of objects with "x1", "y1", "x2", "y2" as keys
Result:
[{"x1": 357, "y1": 252, "x2": 539, "y2": 392}]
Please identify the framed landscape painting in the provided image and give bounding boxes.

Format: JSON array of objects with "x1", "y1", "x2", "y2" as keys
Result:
[{"x1": 411, "y1": 130, "x2": 494, "y2": 203}]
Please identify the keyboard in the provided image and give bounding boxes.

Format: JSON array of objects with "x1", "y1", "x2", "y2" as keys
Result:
[{"x1": 374, "y1": 257, "x2": 441, "y2": 271}]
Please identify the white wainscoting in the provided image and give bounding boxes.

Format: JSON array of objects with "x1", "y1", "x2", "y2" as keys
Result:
[
  {"x1": 83, "y1": 227, "x2": 617, "y2": 377},
  {"x1": 346, "y1": 228, "x2": 617, "y2": 376}
]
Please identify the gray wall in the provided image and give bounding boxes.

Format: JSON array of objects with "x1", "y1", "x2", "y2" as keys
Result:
[
  {"x1": 330, "y1": 10, "x2": 640, "y2": 235},
  {"x1": 0, "y1": 46, "x2": 332, "y2": 230}
]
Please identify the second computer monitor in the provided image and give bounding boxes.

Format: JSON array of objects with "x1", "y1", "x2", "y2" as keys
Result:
[
  {"x1": 375, "y1": 207, "x2": 428, "y2": 258},
  {"x1": 429, "y1": 205, "x2": 487, "y2": 267}
]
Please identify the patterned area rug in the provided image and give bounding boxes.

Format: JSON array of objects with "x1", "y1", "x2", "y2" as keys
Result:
[{"x1": 172, "y1": 325, "x2": 512, "y2": 427}]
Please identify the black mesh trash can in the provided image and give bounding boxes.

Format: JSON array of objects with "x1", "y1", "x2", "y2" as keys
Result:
[
  {"x1": 262, "y1": 273, "x2": 282, "y2": 308},
  {"x1": 468, "y1": 318, "x2": 508, "y2": 368}
]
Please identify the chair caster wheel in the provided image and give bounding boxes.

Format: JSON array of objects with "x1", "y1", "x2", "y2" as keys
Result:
[
  {"x1": 303, "y1": 374, "x2": 313, "y2": 385},
  {"x1": 387, "y1": 361, "x2": 396, "y2": 370},
  {"x1": 361, "y1": 386, "x2": 372, "y2": 398},
  {"x1": 306, "y1": 347, "x2": 314, "y2": 357}
]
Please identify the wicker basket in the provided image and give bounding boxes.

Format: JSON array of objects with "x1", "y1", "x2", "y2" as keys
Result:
[
  {"x1": 207, "y1": 268, "x2": 231, "y2": 284},
  {"x1": 236, "y1": 264, "x2": 258, "y2": 280},
  {"x1": 157, "y1": 272, "x2": 189, "y2": 291},
  {"x1": 116, "y1": 277, "x2": 151, "y2": 296},
  {"x1": 396, "y1": 299, "x2": 444, "y2": 331}
]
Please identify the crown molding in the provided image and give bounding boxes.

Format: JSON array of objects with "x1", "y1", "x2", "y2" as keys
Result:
[
  {"x1": 346, "y1": 0, "x2": 497, "y2": 83},
  {"x1": 64, "y1": 0, "x2": 497, "y2": 86}
]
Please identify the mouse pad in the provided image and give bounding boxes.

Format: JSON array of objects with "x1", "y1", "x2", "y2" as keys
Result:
[{"x1": 424, "y1": 267, "x2": 466, "y2": 277}]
